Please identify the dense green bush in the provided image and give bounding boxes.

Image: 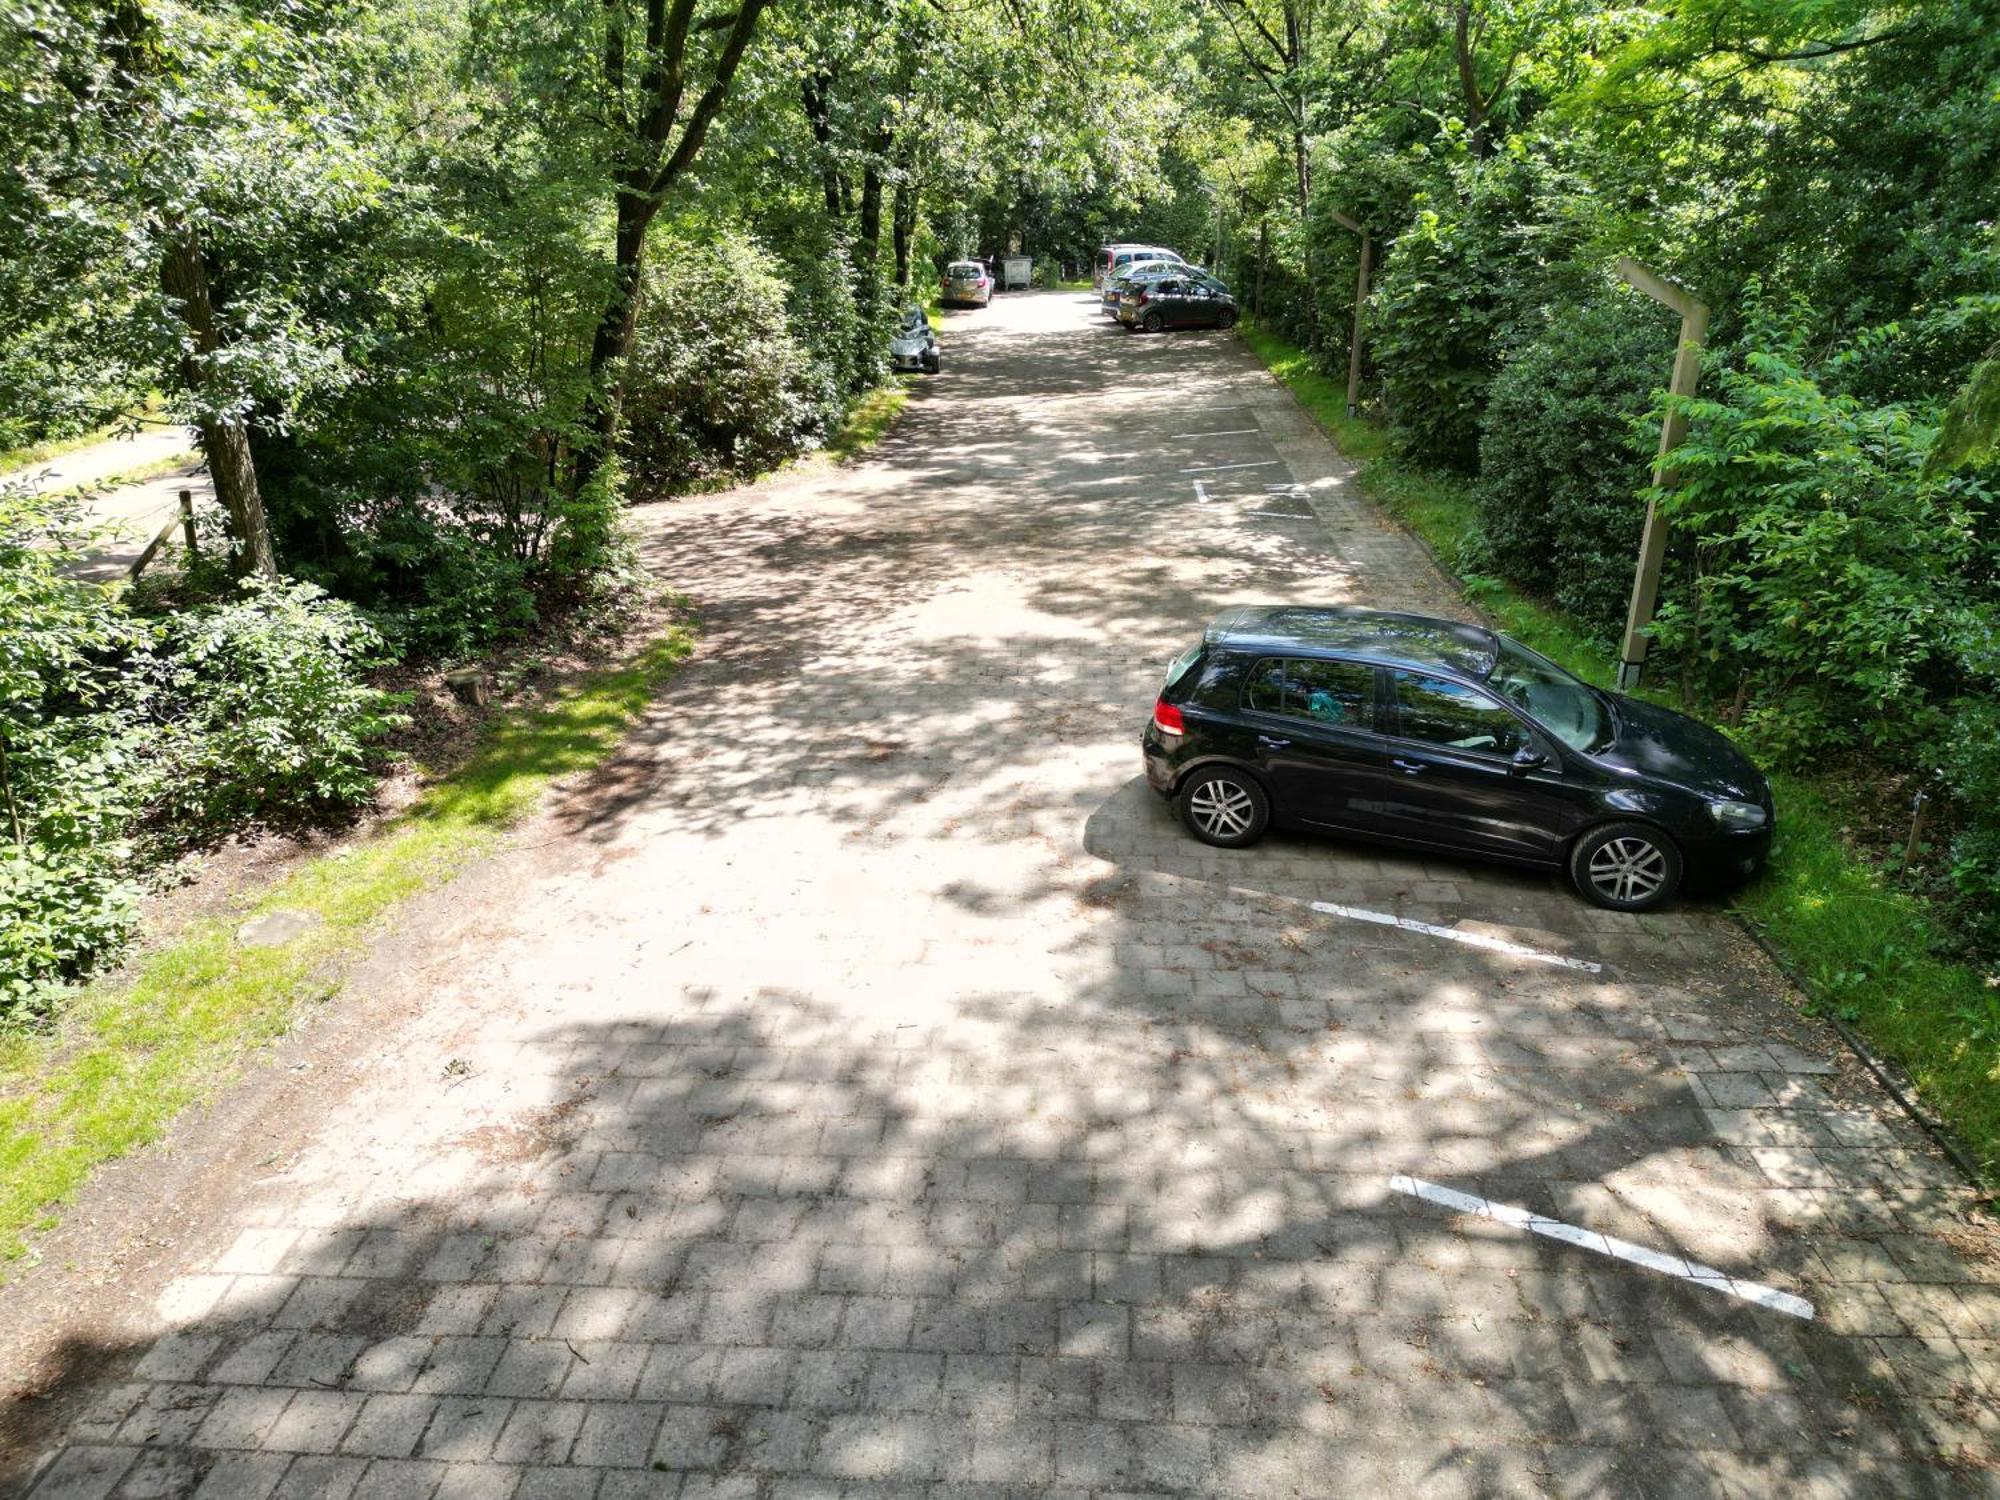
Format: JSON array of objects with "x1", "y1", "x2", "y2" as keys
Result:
[
  {"x1": 0, "y1": 488, "x2": 403, "y2": 1018},
  {"x1": 1474, "y1": 294, "x2": 1673, "y2": 635},
  {"x1": 620, "y1": 227, "x2": 831, "y2": 497},
  {"x1": 1369, "y1": 142, "x2": 1594, "y2": 472},
  {"x1": 0, "y1": 488, "x2": 151, "y2": 1018},
  {"x1": 1651, "y1": 307, "x2": 1998, "y2": 767},
  {"x1": 145, "y1": 578, "x2": 406, "y2": 834},
  {"x1": 1943, "y1": 700, "x2": 2000, "y2": 954}
]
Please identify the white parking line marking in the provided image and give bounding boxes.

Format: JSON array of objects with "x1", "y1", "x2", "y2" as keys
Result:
[
  {"x1": 1179, "y1": 460, "x2": 1280, "y2": 473},
  {"x1": 1389, "y1": 1176, "x2": 1815, "y2": 1321},
  {"x1": 1177, "y1": 427, "x2": 1259, "y2": 437},
  {"x1": 1193, "y1": 481, "x2": 1213, "y2": 504},
  {"x1": 1309, "y1": 900, "x2": 1603, "y2": 972}
]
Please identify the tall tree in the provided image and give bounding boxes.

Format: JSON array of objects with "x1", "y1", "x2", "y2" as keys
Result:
[{"x1": 573, "y1": 0, "x2": 777, "y2": 495}]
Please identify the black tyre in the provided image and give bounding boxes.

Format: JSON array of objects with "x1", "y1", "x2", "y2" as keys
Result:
[
  {"x1": 923, "y1": 353, "x2": 941, "y2": 374},
  {"x1": 1216, "y1": 307, "x2": 1238, "y2": 330},
  {"x1": 1142, "y1": 310, "x2": 1165, "y2": 333},
  {"x1": 1569, "y1": 821, "x2": 1683, "y2": 911},
  {"x1": 1178, "y1": 766, "x2": 1270, "y2": 848}
]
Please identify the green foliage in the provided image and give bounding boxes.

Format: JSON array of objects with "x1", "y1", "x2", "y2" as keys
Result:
[
  {"x1": 0, "y1": 485, "x2": 405, "y2": 1018},
  {"x1": 1941, "y1": 700, "x2": 2000, "y2": 956},
  {"x1": 0, "y1": 487, "x2": 151, "y2": 1020},
  {"x1": 1475, "y1": 291, "x2": 1672, "y2": 635},
  {"x1": 621, "y1": 226, "x2": 835, "y2": 497},
  {"x1": 144, "y1": 579, "x2": 406, "y2": 834},
  {"x1": 1931, "y1": 342, "x2": 2000, "y2": 475},
  {"x1": 1369, "y1": 145, "x2": 1584, "y2": 472},
  {"x1": 1650, "y1": 305, "x2": 1995, "y2": 766},
  {"x1": 0, "y1": 627, "x2": 696, "y2": 1265}
]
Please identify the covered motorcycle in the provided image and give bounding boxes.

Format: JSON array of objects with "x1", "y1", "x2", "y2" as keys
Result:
[{"x1": 889, "y1": 306, "x2": 942, "y2": 374}]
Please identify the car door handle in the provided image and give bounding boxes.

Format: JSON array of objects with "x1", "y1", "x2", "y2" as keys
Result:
[
  {"x1": 1257, "y1": 735, "x2": 1292, "y2": 749},
  {"x1": 1392, "y1": 758, "x2": 1426, "y2": 775}
]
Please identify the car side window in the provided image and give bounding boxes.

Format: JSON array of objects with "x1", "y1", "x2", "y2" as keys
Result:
[
  {"x1": 1157, "y1": 279, "x2": 1182, "y2": 294},
  {"x1": 1243, "y1": 659, "x2": 1378, "y2": 729},
  {"x1": 1391, "y1": 671, "x2": 1527, "y2": 756}
]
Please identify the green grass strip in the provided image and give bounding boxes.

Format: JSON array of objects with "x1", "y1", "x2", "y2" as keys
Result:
[
  {"x1": 824, "y1": 383, "x2": 911, "y2": 464},
  {"x1": 0, "y1": 628, "x2": 696, "y2": 1266},
  {"x1": 1240, "y1": 320, "x2": 2000, "y2": 1182}
]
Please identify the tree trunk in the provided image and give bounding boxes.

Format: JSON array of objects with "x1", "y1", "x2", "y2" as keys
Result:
[
  {"x1": 570, "y1": 0, "x2": 774, "y2": 499},
  {"x1": 1293, "y1": 129, "x2": 1318, "y2": 349},
  {"x1": 855, "y1": 124, "x2": 891, "y2": 276},
  {"x1": 159, "y1": 222, "x2": 275, "y2": 578},
  {"x1": 802, "y1": 71, "x2": 847, "y2": 220},
  {"x1": 573, "y1": 195, "x2": 655, "y2": 497},
  {"x1": 1255, "y1": 219, "x2": 1268, "y2": 316},
  {"x1": 892, "y1": 174, "x2": 918, "y2": 289}
]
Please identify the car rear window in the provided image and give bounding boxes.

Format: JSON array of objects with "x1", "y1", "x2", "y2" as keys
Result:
[
  {"x1": 1163, "y1": 642, "x2": 1205, "y2": 693},
  {"x1": 948, "y1": 263, "x2": 983, "y2": 276}
]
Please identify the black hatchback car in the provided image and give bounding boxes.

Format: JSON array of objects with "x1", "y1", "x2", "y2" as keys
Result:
[{"x1": 1140, "y1": 605, "x2": 1774, "y2": 911}]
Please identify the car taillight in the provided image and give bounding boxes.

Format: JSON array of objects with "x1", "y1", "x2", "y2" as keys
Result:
[
  {"x1": 1135, "y1": 292, "x2": 1149, "y2": 305},
  {"x1": 1152, "y1": 697, "x2": 1184, "y2": 735}
]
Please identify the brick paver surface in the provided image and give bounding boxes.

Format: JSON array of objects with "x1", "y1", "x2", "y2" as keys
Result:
[{"x1": 15, "y1": 293, "x2": 2000, "y2": 1497}]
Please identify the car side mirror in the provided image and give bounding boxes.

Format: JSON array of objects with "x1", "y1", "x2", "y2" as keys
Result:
[{"x1": 1511, "y1": 746, "x2": 1547, "y2": 773}]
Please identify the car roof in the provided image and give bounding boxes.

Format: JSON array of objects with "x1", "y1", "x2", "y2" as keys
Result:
[{"x1": 1204, "y1": 604, "x2": 1499, "y2": 679}]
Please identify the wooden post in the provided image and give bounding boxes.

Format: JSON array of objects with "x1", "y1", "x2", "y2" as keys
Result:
[
  {"x1": 1614, "y1": 256, "x2": 1710, "y2": 692},
  {"x1": 179, "y1": 489, "x2": 197, "y2": 554},
  {"x1": 1330, "y1": 211, "x2": 1371, "y2": 417},
  {"x1": 1346, "y1": 231, "x2": 1372, "y2": 417},
  {"x1": 1254, "y1": 220, "x2": 1268, "y2": 318}
]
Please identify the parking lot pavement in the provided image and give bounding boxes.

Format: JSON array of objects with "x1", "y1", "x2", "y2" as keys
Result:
[{"x1": 13, "y1": 291, "x2": 2000, "y2": 1498}]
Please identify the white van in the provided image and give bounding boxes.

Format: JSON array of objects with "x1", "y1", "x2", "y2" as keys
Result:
[{"x1": 1095, "y1": 243, "x2": 1185, "y2": 290}]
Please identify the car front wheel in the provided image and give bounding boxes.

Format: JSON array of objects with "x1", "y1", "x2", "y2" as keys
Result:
[
  {"x1": 1569, "y1": 822, "x2": 1682, "y2": 911},
  {"x1": 1217, "y1": 307, "x2": 1238, "y2": 329},
  {"x1": 1142, "y1": 310, "x2": 1165, "y2": 333},
  {"x1": 1178, "y1": 766, "x2": 1270, "y2": 848}
]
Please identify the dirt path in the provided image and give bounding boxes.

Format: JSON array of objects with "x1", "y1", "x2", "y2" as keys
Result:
[
  {"x1": 2, "y1": 427, "x2": 211, "y2": 580},
  {"x1": 6, "y1": 291, "x2": 1997, "y2": 1499}
]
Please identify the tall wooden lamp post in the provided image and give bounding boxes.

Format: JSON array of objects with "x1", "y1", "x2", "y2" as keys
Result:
[
  {"x1": 1329, "y1": 210, "x2": 1373, "y2": 418},
  {"x1": 1614, "y1": 256, "x2": 1710, "y2": 692}
]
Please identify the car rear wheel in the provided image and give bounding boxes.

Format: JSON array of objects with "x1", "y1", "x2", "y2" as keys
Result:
[
  {"x1": 1178, "y1": 766, "x2": 1270, "y2": 848},
  {"x1": 1216, "y1": 307, "x2": 1238, "y2": 329},
  {"x1": 1142, "y1": 310, "x2": 1165, "y2": 333},
  {"x1": 1569, "y1": 822, "x2": 1682, "y2": 911}
]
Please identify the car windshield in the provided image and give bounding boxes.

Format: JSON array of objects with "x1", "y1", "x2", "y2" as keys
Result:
[{"x1": 1486, "y1": 639, "x2": 1611, "y2": 753}]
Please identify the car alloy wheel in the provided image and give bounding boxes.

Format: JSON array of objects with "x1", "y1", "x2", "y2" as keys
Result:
[
  {"x1": 1179, "y1": 766, "x2": 1269, "y2": 848},
  {"x1": 1217, "y1": 308, "x2": 1237, "y2": 329},
  {"x1": 1569, "y1": 821, "x2": 1682, "y2": 911},
  {"x1": 1142, "y1": 310, "x2": 1165, "y2": 333}
]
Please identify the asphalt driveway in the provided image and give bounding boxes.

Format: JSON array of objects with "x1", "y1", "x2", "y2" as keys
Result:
[{"x1": 12, "y1": 291, "x2": 2000, "y2": 1499}]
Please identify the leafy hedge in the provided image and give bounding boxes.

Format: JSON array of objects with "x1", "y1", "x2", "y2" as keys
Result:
[
  {"x1": 0, "y1": 486, "x2": 401, "y2": 1022},
  {"x1": 620, "y1": 226, "x2": 837, "y2": 497},
  {"x1": 1474, "y1": 293, "x2": 1674, "y2": 637},
  {"x1": 1652, "y1": 305, "x2": 1996, "y2": 768}
]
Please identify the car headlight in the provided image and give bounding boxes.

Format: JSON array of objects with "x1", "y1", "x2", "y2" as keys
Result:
[{"x1": 1708, "y1": 799, "x2": 1768, "y2": 830}]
